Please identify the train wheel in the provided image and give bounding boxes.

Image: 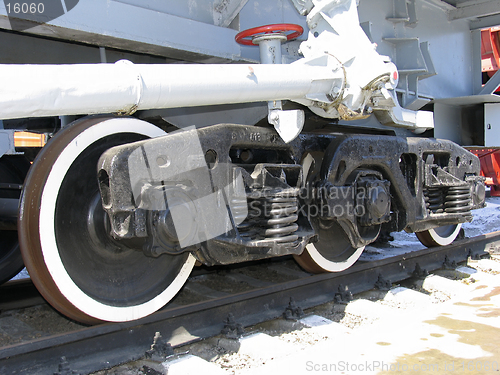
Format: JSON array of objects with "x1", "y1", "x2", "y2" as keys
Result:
[
  {"x1": 294, "y1": 218, "x2": 364, "y2": 273},
  {"x1": 0, "y1": 157, "x2": 30, "y2": 284},
  {"x1": 19, "y1": 116, "x2": 195, "y2": 324},
  {"x1": 415, "y1": 224, "x2": 462, "y2": 247}
]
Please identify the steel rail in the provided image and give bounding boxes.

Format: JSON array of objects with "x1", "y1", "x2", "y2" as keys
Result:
[
  {"x1": 0, "y1": 279, "x2": 44, "y2": 311},
  {"x1": 1, "y1": 231, "x2": 499, "y2": 374}
]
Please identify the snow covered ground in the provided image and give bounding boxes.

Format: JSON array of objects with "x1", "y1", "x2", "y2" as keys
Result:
[
  {"x1": 12, "y1": 267, "x2": 29, "y2": 280},
  {"x1": 462, "y1": 196, "x2": 500, "y2": 237}
]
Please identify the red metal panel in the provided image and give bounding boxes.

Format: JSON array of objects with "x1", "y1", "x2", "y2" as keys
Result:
[
  {"x1": 468, "y1": 147, "x2": 500, "y2": 196},
  {"x1": 481, "y1": 27, "x2": 500, "y2": 93}
]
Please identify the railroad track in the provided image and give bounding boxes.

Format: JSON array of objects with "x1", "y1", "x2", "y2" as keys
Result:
[
  {"x1": 1, "y1": 231, "x2": 499, "y2": 375},
  {"x1": 0, "y1": 280, "x2": 45, "y2": 312}
]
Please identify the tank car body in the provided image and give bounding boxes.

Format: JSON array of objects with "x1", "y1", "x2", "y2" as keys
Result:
[{"x1": 0, "y1": 0, "x2": 495, "y2": 323}]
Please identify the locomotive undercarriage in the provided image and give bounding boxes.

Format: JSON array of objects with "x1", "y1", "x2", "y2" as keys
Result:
[
  {"x1": 98, "y1": 122, "x2": 485, "y2": 268},
  {"x1": 0, "y1": 0, "x2": 495, "y2": 331},
  {"x1": 8, "y1": 114, "x2": 484, "y2": 325},
  {"x1": 13, "y1": 116, "x2": 485, "y2": 324}
]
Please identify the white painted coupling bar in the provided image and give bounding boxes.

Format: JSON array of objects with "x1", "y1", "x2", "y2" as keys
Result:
[{"x1": 0, "y1": 60, "x2": 342, "y2": 120}]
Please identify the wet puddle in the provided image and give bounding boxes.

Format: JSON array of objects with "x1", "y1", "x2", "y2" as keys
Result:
[
  {"x1": 476, "y1": 307, "x2": 500, "y2": 318},
  {"x1": 471, "y1": 286, "x2": 500, "y2": 302},
  {"x1": 378, "y1": 316, "x2": 500, "y2": 374},
  {"x1": 454, "y1": 301, "x2": 500, "y2": 319},
  {"x1": 429, "y1": 333, "x2": 443, "y2": 338},
  {"x1": 377, "y1": 342, "x2": 391, "y2": 346}
]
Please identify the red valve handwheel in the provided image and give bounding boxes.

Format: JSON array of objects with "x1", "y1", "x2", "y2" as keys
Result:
[{"x1": 235, "y1": 23, "x2": 304, "y2": 46}]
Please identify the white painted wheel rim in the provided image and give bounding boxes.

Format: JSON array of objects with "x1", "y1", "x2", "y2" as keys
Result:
[
  {"x1": 304, "y1": 243, "x2": 365, "y2": 272},
  {"x1": 39, "y1": 118, "x2": 195, "y2": 322},
  {"x1": 425, "y1": 224, "x2": 462, "y2": 246}
]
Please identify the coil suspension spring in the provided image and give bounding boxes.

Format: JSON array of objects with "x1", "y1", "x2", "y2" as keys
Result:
[
  {"x1": 238, "y1": 189, "x2": 299, "y2": 243},
  {"x1": 424, "y1": 185, "x2": 471, "y2": 214},
  {"x1": 444, "y1": 185, "x2": 471, "y2": 213},
  {"x1": 424, "y1": 187, "x2": 444, "y2": 213}
]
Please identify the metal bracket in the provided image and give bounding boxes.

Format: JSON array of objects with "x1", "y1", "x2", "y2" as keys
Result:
[
  {"x1": 53, "y1": 357, "x2": 79, "y2": 375},
  {"x1": 145, "y1": 332, "x2": 175, "y2": 362},
  {"x1": 0, "y1": 130, "x2": 17, "y2": 158},
  {"x1": 268, "y1": 109, "x2": 305, "y2": 143},
  {"x1": 386, "y1": 0, "x2": 417, "y2": 27},
  {"x1": 334, "y1": 284, "x2": 353, "y2": 304},
  {"x1": 221, "y1": 313, "x2": 245, "y2": 339},
  {"x1": 374, "y1": 274, "x2": 392, "y2": 290},
  {"x1": 412, "y1": 263, "x2": 429, "y2": 278},
  {"x1": 283, "y1": 297, "x2": 305, "y2": 320},
  {"x1": 479, "y1": 68, "x2": 500, "y2": 95},
  {"x1": 289, "y1": 0, "x2": 314, "y2": 16},
  {"x1": 372, "y1": 88, "x2": 434, "y2": 132},
  {"x1": 213, "y1": 0, "x2": 249, "y2": 27},
  {"x1": 442, "y1": 255, "x2": 457, "y2": 270}
]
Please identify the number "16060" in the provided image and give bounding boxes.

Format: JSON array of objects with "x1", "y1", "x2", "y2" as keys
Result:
[{"x1": 6, "y1": 3, "x2": 45, "y2": 14}]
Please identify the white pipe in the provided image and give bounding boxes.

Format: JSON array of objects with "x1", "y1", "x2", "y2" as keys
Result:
[{"x1": 0, "y1": 60, "x2": 342, "y2": 120}]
